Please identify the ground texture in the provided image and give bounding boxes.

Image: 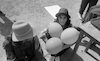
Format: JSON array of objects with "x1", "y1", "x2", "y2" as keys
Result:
[{"x1": 0, "y1": 0, "x2": 100, "y2": 61}]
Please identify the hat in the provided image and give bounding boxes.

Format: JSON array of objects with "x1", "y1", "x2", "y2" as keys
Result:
[
  {"x1": 56, "y1": 8, "x2": 70, "y2": 18},
  {"x1": 12, "y1": 21, "x2": 33, "y2": 42}
]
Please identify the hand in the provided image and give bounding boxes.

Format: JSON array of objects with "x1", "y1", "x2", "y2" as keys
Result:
[{"x1": 77, "y1": 13, "x2": 85, "y2": 23}]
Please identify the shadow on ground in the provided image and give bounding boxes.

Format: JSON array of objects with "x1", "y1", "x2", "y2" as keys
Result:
[
  {"x1": 60, "y1": 47, "x2": 83, "y2": 61},
  {"x1": 0, "y1": 16, "x2": 13, "y2": 37}
]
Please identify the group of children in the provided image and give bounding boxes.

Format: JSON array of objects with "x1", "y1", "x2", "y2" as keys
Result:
[
  {"x1": 1, "y1": 0, "x2": 99, "y2": 60},
  {"x1": 1, "y1": 7, "x2": 73, "y2": 61}
]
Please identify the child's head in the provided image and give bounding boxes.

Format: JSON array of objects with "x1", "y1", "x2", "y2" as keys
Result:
[
  {"x1": 56, "y1": 8, "x2": 71, "y2": 26},
  {"x1": 12, "y1": 21, "x2": 34, "y2": 42}
]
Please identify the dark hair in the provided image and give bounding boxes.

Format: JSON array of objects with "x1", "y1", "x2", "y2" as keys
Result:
[{"x1": 57, "y1": 13, "x2": 71, "y2": 21}]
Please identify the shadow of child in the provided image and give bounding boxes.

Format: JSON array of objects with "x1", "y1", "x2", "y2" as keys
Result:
[
  {"x1": 60, "y1": 47, "x2": 84, "y2": 61},
  {"x1": 0, "y1": 11, "x2": 13, "y2": 37}
]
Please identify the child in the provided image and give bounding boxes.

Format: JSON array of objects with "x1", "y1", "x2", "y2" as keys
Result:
[
  {"x1": 41, "y1": 8, "x2": 72, "y2": 41},
  {"x1": 40, "y1": 8, "x2": 72, "y2": 61},
  {"x1": 3, "y1": 21, "x2": 46, "y2": 61},
  {"x1": 55, "y1": 8, "x2": 72, "y2": 29}
]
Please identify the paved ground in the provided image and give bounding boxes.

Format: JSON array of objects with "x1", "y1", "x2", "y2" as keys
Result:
[{"x1": 0, "y1": 0, "x2": 100, "y2": 61}]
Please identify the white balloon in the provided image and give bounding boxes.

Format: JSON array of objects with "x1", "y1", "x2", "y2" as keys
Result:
[
  {"x1": 48, "y1": 22, "x2": 63, "y2": 38},
  {"x1": 46, "y1": 37, "x2": 63, "y2": 54},
  {"x1": 61, "y1": 27, "x2": 80, "y2": 45}
]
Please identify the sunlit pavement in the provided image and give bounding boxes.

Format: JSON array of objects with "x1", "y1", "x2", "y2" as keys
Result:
[{"x1": 0, "y1": 0, "x2": 100, "y2": 61}]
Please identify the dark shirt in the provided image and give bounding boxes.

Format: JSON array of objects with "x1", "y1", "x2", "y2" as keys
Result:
[{"x1": 3, "y1": 35, "x2": 46, "y2": 61}]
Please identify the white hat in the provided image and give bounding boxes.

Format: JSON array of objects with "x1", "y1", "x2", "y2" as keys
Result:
[{"x1": 12, "y1": 21, "x2": 34, "y2": 42}]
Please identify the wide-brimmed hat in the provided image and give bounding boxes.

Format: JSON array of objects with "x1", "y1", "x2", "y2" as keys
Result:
[
  {"x1": 12, "y1": 21, "x2": 33, "y2": 42},
  {"x1": 56, "y1": 8, "x2": 70, "y2": 18}
]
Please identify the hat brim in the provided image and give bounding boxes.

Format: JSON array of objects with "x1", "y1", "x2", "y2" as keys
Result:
[
  {"x1": 12, "y1": 28, "x2": 34, "y2": 42},
  {"x1": 56, "y1": 13, "x2": 70, "y2": 18}
]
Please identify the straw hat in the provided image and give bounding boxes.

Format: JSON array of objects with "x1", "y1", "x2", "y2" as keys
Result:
[{"x1": 12, "y1": 21, "x2": 34, "y2": 42}]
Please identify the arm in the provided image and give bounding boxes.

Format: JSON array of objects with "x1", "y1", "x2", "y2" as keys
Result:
[
  {"x1": 40, "y1": 28, "x2": 48, "y2": 43},
  {"x1": 3, "y1": 36, "x2": 15, "y2": 60}
]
